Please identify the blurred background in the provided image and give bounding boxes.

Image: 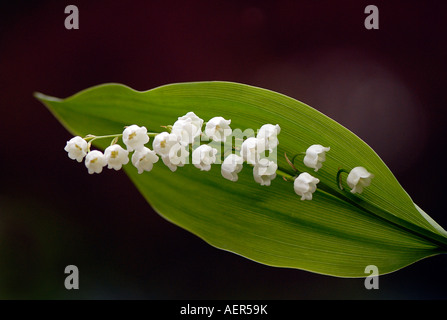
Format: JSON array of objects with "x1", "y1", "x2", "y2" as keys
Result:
[{"x1": 1, "y1": 0, "x2": 447, "y2": 299}]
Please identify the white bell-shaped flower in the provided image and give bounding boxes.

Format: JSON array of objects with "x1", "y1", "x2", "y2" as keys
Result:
[
  {"x1": 257, "y1": 124, "x2": 281, "y2": 152},
  {"x1": 131, "y1": 147, "x2": 159, "y2": 174},
  {"x1": 205, "y1": 116, "x2": 232, "y2": 142},
  {"x1": 294, "y1": 172, "x2": 320, "y2": 200},
  {"x1": 152, "y1": 132, "x2": 180, "y2": 156},
  {"x1": 162, "y1": 143, "x2": 190, "y2": 172},
  {"x1": 85, "y1": 150, "x2": 107, "y2": 174},
  {"x1": 122, "y1": 125, "x2": 149, "y2": 152},
  {"x1": 104, "y1": 144, "x2": 129, "y2": 170},
  {"x1": 240, "y1": 137, "x2": 265, "y2": 165},
  {"x1": 347, "y1": 167, "x2": 374, "y2": 194},
  {"x1": 192, "y1": 145, "x2": 218, "y2": 171},
  {"x1": 253, "y1": 158, "x2": 278, "y2": 186},
  {"x1": 64, "y1": 136, "x2": 88, "y2": 162},
  {"x1": 221, "y1": 154, "x2": 244, "y2": 182},
  {"x1": 178, "y1": 111, "x2": 204, "y2": 131},
  {"x1": 171, "y1": 112, "x2": 203, "y2": 145},
  {"x1": 303, "y1": 144, "x2": 330, "y2": 172}
]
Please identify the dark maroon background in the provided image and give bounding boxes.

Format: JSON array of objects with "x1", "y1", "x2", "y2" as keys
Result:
[{"x1": 1, "y1": 0, "x2": 447, "y2": 299}]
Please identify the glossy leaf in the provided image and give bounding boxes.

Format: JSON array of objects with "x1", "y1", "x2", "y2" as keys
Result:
[{"x1": 35, "y1": 82, "x2": 447, "y2": 277}]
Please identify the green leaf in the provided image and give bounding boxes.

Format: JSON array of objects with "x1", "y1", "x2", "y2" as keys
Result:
[{"x1": 35, "y1": 81, "x2": 447, "y2": 277}]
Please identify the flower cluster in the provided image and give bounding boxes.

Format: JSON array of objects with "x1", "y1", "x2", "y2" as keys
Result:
[
  {"x1": 65, "y1": 125, "x2": 157, "y2": 175},
  {"x1": 64, "y1": 111, "x2": 374, "y2": 200},
  {"x1": 291, "y1": 144, "x2": 330, "y2": 200},
  {"x1": 291, "y1": 144, "x2": 374, "y2": 200},
  {"x1": 64, "y1": 112, "x2": 280, "y2": 187},
  {"x1": 234, "y1": 124, "x2": 281, "y2": 186}
]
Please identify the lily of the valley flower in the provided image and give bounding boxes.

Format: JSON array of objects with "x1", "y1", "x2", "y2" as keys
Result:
[
  {"x1": 85, "y1": 150, "x2": 107, "y2": 174},
  {"x1": 179, "y1": 111, "x2": 204, "y2": 131},
  {"x1": 347, "y1": 166, "x2": 374, "y2": 194},
  {"x1": 66, "y1": 113, "x2": 285, "y2": 191},
  {"x1": 152, "y1": 132, "x2": 180, "y2": 156},
  {"x1": 162, "y1": 143, "x2": 190, "y2": 172},
  {"x1": 171, "y1": 112, "x2": 204, "y2": 145},
  {"x1": 64, "y1": 136, "x2": 88, "y2": 162},
  {"x1": 253, "y1": 158, "x2": 278, "y2": 186},
  {"x1": 104, "y1": 144, "x2": 129, "y2": 170},
  {"x1": 221, "y1": 154, "x2": 244, "y2": 182},
  {"x1": 294, "y1": 172, "x2": 320, "y2": 200},
  {"x1": 257, "y1": 124, "x2": 281, "y2": 152},
  {"x1": 192, "y1": 145, "x2": 218, "y2": 171},
  {"x1": 241, "y1": 137, "x2": 265, "y2": 165},
  {"x1": 303, "y1": 144, "x2": 330, "y2": 172},
  {"x1": 131, "y1": 147, "x2": 159, "y2": 174},
  {"x1": 205, "y1": 116, "x2": 232, "y2": 142},
  {"x1": 122, "y1": 125, "x2": 149, "y2": 152}
]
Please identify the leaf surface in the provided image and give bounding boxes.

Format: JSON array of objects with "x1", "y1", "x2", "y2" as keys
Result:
[{"x1": 36, "y1": 82, "x2": 447, "y2": 277}]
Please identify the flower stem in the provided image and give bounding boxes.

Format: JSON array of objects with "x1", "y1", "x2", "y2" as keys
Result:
[
  {"x1": 84, "y1": 132, "x2": 159, "y2": 143},
  {"x1": 277, "y1": 165, "x2": 447, "y2": 251},
  {"x1": 276, "y1": 168, "x2": 296, "y2": 181},
  {"x1": 290, "y1": 152, "x2": 306, "y2": 164},
  {"x1": 84, "y1": 133, "x2": 122, "y2": 142},
  {"x1": 336, "y1": 168, "x2": 349, "y2": 190}
]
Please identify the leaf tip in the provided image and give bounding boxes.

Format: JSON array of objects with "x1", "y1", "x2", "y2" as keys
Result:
[{"x1": 33, "y1": 91, "x2": 61, "y2": 103}]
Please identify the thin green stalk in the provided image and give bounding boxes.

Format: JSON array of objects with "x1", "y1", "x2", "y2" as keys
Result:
[{"x1": 277, "y1": 166, "x2": 447, "y2": 251}]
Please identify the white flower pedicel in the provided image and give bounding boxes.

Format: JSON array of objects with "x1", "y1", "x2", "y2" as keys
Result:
[{"x1": 63, "y1": 111, "x2": 374, "y2": 200}]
